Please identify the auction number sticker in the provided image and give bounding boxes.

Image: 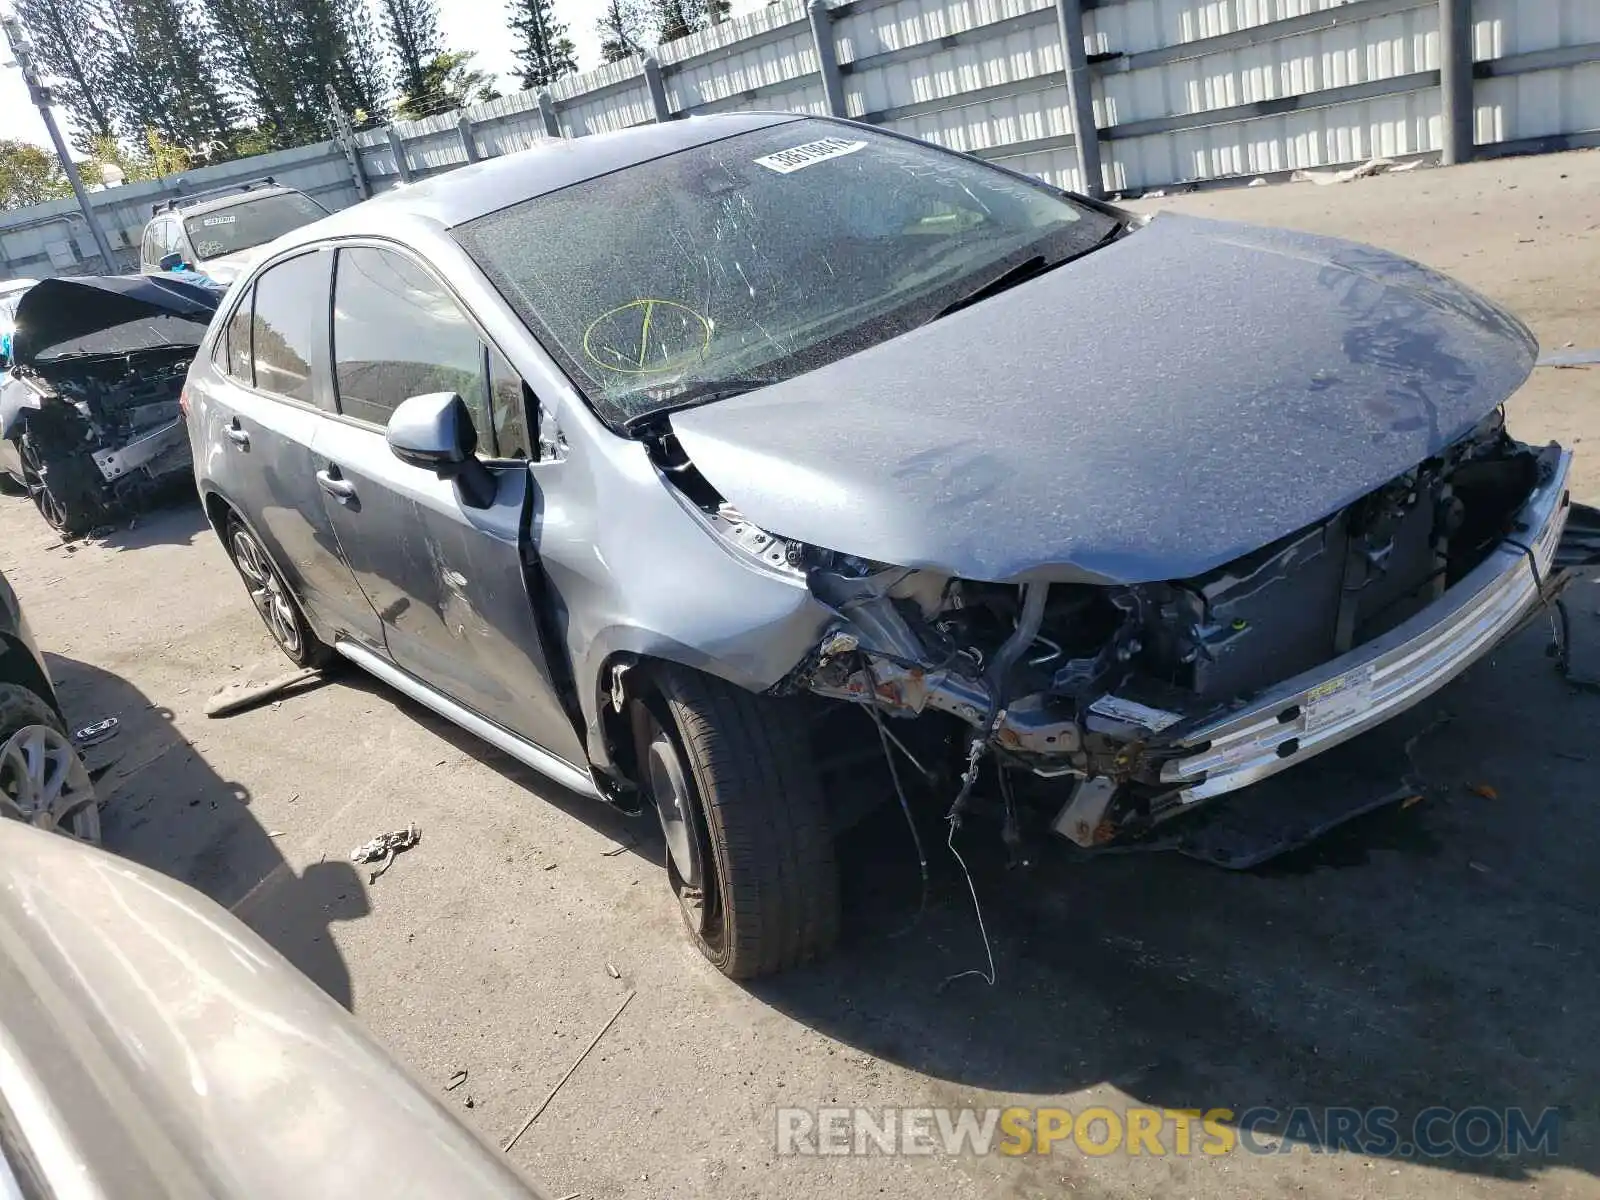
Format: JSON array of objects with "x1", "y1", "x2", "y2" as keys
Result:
[
  {"x1": 1303, "y1": 663, "x2": 1375, "y2": 733},
  {"x1": 201, "y1": 214, "x2": 237, "y2": 226},
  {"x1": 754, "y1": 137, "x2": 866, "y2": 174}
]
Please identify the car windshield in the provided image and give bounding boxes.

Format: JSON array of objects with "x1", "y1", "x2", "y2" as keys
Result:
[
  {"x1": 185, "y1": 193, "x2": 327, "y2": 261},
  {"x1": 454, "y1": 120, "x2": 1121, "y2": 427}
]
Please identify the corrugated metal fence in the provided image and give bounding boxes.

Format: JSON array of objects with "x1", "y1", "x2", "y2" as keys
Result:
[{"x1": 4, "y1": 0, "x2": 1597, "y2": 280}]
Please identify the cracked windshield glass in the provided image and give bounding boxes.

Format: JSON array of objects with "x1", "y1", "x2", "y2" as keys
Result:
[{"x1": 456, "y1": 119, "x2": 1118, "y2": 426}]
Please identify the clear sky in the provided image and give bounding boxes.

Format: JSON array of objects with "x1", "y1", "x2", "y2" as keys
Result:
[{"x1": 0, "y1": 0, "x2": 644, "y2": 147}]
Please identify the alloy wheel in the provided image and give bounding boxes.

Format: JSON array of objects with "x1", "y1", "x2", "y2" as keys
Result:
[
  {"x1": 645, "y1": 717, "x2": 725, "y2": 951},
  {"x1": 18, "y1": 439, "x2": 69, "y2": 532},
  {"x1": 231, "y1": 527, "x2": 302, "y2": 657},
  {"x1": 0, "y1": 723, "x2": 100, "y2": 843}
]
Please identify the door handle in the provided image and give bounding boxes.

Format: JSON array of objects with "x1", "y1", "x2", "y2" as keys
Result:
[
  {"x1": 224, "y1": 419, "x2": 250, "y2": 449},
  {"x1": 316, "y1": 468, "x2": 357, "y2": 502}
]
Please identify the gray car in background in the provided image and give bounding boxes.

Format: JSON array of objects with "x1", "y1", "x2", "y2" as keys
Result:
[
  {"x1": 140, "y1": 180, "x2": 329, "y2": 286},
  {"x1": 186, "y1": 113, "x2": 1577, "y2": 978}
]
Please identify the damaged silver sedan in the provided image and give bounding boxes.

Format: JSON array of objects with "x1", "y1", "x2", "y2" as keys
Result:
[{"x1": 188, "y1": 113, "x2": 1582, "y2": 978}]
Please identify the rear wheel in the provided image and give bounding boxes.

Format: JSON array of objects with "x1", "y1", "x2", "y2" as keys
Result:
[
  {"x1": 639, "y1": 665, "x2": 839, "y2": 978},
  {"x1": 0, "y1": 684, "x2": 99, "y2": 844},
  {"x1": 227, "y1": 517, "x2": 331, "y2": 669}
]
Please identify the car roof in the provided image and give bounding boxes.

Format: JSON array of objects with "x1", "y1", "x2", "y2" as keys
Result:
[
  {"x1": 271, "y1": 111, "x2": 808, "y2": 253},
  {"x1": 162, "y1": 185, "x2": 304, "y2": 220}
]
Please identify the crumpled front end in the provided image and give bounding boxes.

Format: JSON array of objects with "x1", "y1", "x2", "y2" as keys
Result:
[{"x1": 777, "y1": 413, "x2": 1575, "y2": 848}]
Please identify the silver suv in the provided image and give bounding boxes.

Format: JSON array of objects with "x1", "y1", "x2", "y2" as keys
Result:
[
  {"x1": 141, "y1": 181, "x2": 328, "y2": 286},
  {"x1": 186, "y1": 114, "x2": 1577, "y2": 979}
]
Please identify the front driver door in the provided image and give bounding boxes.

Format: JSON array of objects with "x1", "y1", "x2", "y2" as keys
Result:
[{"x1": 314, "y1": 244, "x2": 585, "y2": 768}]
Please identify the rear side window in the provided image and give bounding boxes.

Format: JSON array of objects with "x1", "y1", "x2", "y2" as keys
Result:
[
  {"x1": 249, "y1": 253, "x2": 328, "y2": 404},
  {"x1": 332, "y1": 247, "x2": 488, "y2": 432},
  {"x1": 222, "y1": 286, "x2": 254, "y2": 382}
]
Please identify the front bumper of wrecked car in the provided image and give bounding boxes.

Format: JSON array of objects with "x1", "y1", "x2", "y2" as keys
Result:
[{"x1": 1153, "y1": 444, "x2": 1573, "y2": 805}]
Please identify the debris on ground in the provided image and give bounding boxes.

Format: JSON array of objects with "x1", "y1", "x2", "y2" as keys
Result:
[
  {"x1": 600, "y1": 837, "x2": 634, "y2": 857},
  {"x1": 351, "y1": 824, "x2": 420, "y2": 883},
  {"x1": 205, "y1": 668, "x2": 323, "y2": 718},
  {"x1": 446, "y1": 1070, "x2": 468, "y2": 1091},
  {"x1": 72, "y1": 717, "x2": 120, "y2": 747},
  {"x1": 606, "y1": 962, "x2": 620, "y2": 979},
  {"x1": 1467, "y1": 782, "x2": 1500, "y2": 800},
  {"x1": 1538, "y1": 348, "x2": 1600, "y2": 368},
  {"x1": 502, "y1": 991, "x2": 635, "y2": 1154},
  {"x1": 1291, "y1": 157, "x2": 1424, "y2": 186}
]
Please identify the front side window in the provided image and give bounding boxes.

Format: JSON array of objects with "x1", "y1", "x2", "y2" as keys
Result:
[
  {"x1": 249, "y1": 253, "x2": 326, "y2": 404},
  {"x1": 332, "y1": 247, "x2": 489, "y2": 433},
  {"x1": 455, "y1": 119, "x2": 1120, "y2": 428},
  {"x1": 185, "y1": 193, "x2": 328, "y2": 262}
]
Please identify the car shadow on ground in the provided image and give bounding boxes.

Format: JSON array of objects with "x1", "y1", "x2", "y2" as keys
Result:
[
  {"x1": 747, "y1": 621, "x2": 1600, "y2": 1185},
  {"x1": 88, "y1": 486, "x2": 209, "y2": 552},
  {"x1": 46, "y1": 652, "x2": 368, "y2": 1009}
]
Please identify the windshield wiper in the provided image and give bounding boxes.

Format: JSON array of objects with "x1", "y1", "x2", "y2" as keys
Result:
[
  {"x1": 934, "y1": 221, "x2": 1128, "y2": 320},
  {"x1": 934, "y1": 255, "x2": 1050, "y2": 319},
  {"x1": 621, "y1": 376, "x2": 782, "y2": 432}
]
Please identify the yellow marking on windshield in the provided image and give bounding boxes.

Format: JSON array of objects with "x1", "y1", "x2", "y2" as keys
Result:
[{"x1": 583, "y1": 299, "x2": 711, "y2": 375}]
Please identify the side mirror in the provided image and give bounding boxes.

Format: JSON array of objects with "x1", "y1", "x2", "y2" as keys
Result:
[
  {"x1": 158, "y1": 252, "x2": 186, "y2": 272},
  {"x1": 386, "y1": 391, "x2": 477, "y2": 475}
]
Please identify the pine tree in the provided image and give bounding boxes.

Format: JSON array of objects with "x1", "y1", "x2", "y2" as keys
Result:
[
  {"x1": 379, "y1": 0, "x2": 440, "y2": 103},
  {"x1": 506, "y1": 0, "x2": 576, "y2": 90},
  {"x1": 101, "y1": 0, "x2": 239, "y2": 151},
  {"x1": 596, "y1": 0, "x2": 646, "y2": 61},
  {"x1": 12, "y1": 0, "x2": 119, "y2": 151},
  {"x1": 651, "y1": 0, "x2": 729, "y2": 45}
]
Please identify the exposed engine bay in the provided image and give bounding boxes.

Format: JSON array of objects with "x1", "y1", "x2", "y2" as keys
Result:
[
  {"x1": 6, "y1": 349, "x2": 194, "y2": 532},
  {"x1": 649, "y1": 408, "x2": 1572, "y2": 854},
  {"x1": 0, "y1": 274, "x2": 220, "y2": 536}
]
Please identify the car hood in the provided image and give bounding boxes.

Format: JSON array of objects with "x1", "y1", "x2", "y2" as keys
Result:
[
  {"x1": 669, "y1": 213, "x2": 1539, "y2": 585},
  {"x1": 10, "y1": 274, "x2": 222, "y2": 365},
  {"x1": 0, "y1": 820, "x2": 548, "y2": 1198},
  {"x1": 194, "y1": 249, "x2": 256, "y2": 285}
]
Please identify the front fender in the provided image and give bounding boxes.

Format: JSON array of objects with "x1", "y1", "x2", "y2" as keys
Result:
[{"x1": 0, "y1": 378, "x2": 42, "y2": 442}]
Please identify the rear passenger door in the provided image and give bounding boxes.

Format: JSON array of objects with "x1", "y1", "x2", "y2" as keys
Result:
[
  {"x1": 314, "y1": 243, "x2": 584, "y2": 765},
  {"x1": 203, "y1": 250, "x2": 383, "y2": 648}
]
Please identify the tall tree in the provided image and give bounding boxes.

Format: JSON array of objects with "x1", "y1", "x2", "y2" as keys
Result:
[
  {"x1": 101, "y1": 0, "x2": 239, "y2": 151},
  {"x1": 379, "y1": 0, "x2": 440, "y2": 102},
  {"x1": 11, "y1": 0, "x2": 118, "y2": 151},
  {"x1": 506, "y1": 0, "x2": 576, "y2": 90},
  {"x1": 650, "y1": 0, "x2": 729, "y2": 45},
  {"x1": 596, "y1": 0, "x2": 646, "y2": 62}
]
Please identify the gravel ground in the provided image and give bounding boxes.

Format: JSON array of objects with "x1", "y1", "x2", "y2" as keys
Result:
[{"x1": 3, "y1": 148, "x2": 1599, "y2": 1200}]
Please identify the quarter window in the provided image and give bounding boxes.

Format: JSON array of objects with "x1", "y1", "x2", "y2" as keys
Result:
[
  {"x1": 332, "y1": 247, "x2": 489, "y2": 433},
  {"x1": 249, "y1": 253, "x2": 326, "y2": 404},
  {"x1": 222, "y1": 286, "x2": 254, "y2": 383}
]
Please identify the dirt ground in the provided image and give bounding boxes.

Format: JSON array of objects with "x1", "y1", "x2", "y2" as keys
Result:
[{"x1": 3, "y1": 148, "x2": 1599, "y2": 1200}]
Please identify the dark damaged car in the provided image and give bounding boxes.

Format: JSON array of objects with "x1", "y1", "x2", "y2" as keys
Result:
[
  {"x1": 0, "y1": 275, "x2": 222, "y2": 535},
  {"x1": 187, "y1": 114, "x2": 1585, "y2": 979}
]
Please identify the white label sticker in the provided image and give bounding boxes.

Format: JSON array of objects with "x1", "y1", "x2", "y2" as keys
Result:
[
  {"x1": 754, "y1": 137, "x2": 866, "y2": 174},
  {"x1": 201, "y1": 214, "x2": 236, "y2": 226},
  {"x1": 1302, "y1": 664, "x2": 1375, "y2": 733},
  {"x1": 1087, "y1": 695, "x2": 1184, "y2": 733}
]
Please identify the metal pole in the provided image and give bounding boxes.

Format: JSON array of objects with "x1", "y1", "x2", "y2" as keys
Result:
[
  {"x1": 2, "y1": 13, "x2": 117, "y2": 270},
  {"x1": 642, "y1": 54, "x2": 671, "y2": 123},
  {"x1": 808, "y1": 0, "x2": 846, "y2": 118},
  {"x1": 1052, "y1": 0, "x2": 1104, "y2": 198},
  {"x1": 326, "y1": 82, "x2": 371, "y2": 198},
  {"x1": 1438, "y1": 0, "x2": 1474, "y2": 165}
]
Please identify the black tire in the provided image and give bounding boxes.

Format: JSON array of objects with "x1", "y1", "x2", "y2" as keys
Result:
[
  {"x1": 641, "y1": 664, "x2": 839, "y2": 979},
  {"x1": 0, "y1": 683, "x2": 100, "y2": 843},
  {"x1": 225, "y1": 515, "x2": 333, "y2": 669},
  {"x1": 18, "y1": 435, "x2": 104, "y2": 537}
]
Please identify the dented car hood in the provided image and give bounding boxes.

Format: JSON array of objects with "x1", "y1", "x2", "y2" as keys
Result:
[{"x1": 669, "y1": 214, "x2": 1538, "y2": 585}]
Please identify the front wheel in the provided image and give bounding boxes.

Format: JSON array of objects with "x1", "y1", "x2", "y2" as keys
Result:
[
  {"x1": 639, "y1": 665, "x2": 839, "y2": 979},
  {"x1": 226, "y1": 517, "x2": 331, "y2": 669},
  {"x1": 0, "y1": 684, "x2": 99, "y2": 843},
  {"x1": 17, "y1": 435, "x2": 103, "y2": 536}
]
